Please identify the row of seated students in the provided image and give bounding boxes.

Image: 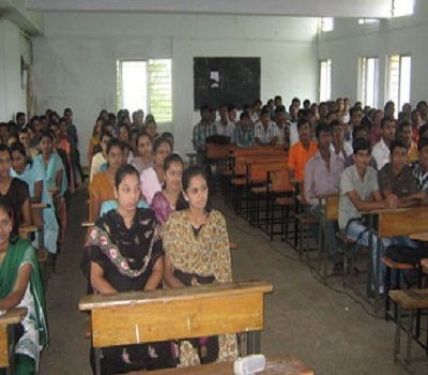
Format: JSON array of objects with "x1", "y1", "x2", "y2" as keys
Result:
[
  {"x1": 0, "y1": 107, "x2": 85, "y2": 373},
  {"x1": 87, "y1": 111, "x2": 237, "y2": 372},
  {"x1": 194, "y1": 95, "x2": 428, "y2": 291},
  {"x1": 192, "y1": 96, "x2": 427, "y2": 157},
  {"x1": 289, "y1": 104, "x2": 428, "y2": 293},
  {"x1": 85, "y1": 162, "x2": 236, "y2": 372}
]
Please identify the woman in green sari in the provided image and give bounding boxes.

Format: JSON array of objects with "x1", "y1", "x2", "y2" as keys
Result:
[{"x1": 0, "y1": 201, "x2": 48, "y2": 374}]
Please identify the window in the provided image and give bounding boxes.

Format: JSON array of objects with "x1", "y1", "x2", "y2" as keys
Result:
[
  {"x1": 319, "y1": 59, "x2": 332, "y2": 102},
  {"x1": 359, "y1": 57, "x2": 379, "y2": 108},
  {"x1": 358, "y1": 18, "x2": 380, "y2": 25},
  {"x1": 319, "y1": 17, "x2": 334, "y2": 32},
  {"x1": 387, "y1": 54, "x2": 411, "y2": 113},
  {"x1": 117, "y1": 59, "x2": 172, "y2": 123},
  {"x1": 392, "y1": 0, "x2": 414, "y2": 17}
]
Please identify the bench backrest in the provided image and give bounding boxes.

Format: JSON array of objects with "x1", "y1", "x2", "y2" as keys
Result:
[
  {"x1": 230, "y1": 146, "x2": 285, "y2": 159},
  {"x1": 377, "y1": 206, "x2": 428, "y2": 238},
  {"x1": 247, "y1": 161, "x2": 288, "y2": 185},
  {"x1": 324, "y1": 195, "x2": 339, "y2": 221},
  {"x1": 79, "y1": 281, "x2": 273, "y2": 349},
  {"x1": 269, "y1": 169, "x2": 294, "y2": 193},
  {"x1": 205, "y1": 144, "x2": 232, "y2": 160},
  {"x1": 234, "y1": 154, "x2": 287, "y2": 176}
]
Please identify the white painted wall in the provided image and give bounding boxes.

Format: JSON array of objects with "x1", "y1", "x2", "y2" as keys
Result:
[
  {"x1": 32, "y1": 12, "x2": 318, "y2": 161},
  {"x1": 317, "y1": 0, "x2": 428, "y2": 107},
  {"x1": 0, "y1": 18, "x2": 29, "y2": 121}
]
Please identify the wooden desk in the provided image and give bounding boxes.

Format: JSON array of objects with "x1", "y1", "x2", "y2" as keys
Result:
[
  {"x1": 0, "y1": 308, "x2": 27, "y2": 372},
  {"x1": 409, "y1": 232, "x2": 428, "y2": 242},
  {"x1": 80, "y1": 282, "x2": 273, "y2": 375},
  {"x1": 18, "y1": 225, "x2": 38, "y2": 240},
  {"x1": 127, "y1": 355, "x2": 314, "y2": 375}
]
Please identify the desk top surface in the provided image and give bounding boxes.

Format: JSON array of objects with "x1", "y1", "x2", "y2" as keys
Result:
[
  {"x1": 0, "y1": 308, "x2": 27, "y2": 325},
  {"x1": 127, "y1": 355, "x2": 314, "y2": 375},
  {"x1": 80, "y1": 281, "x2": 273, "y2": 311},
  {"x1": 409, "y1": 232, "x2": 428, "y2": 242}
]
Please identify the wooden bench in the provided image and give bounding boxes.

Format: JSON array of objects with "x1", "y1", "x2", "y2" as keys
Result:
[
  {"x1": 0, "y1": 308, "x2": 27, "y2": 373},
  {"x1": 127, "y1": 355, "x2": 314, "y2": 375},
  {"x1": 389, "y1": 289, "x2": 428, "y2": 366},
  {"x1": 79, "y1": 281, "x2": 273, "y2": 375},
  {"x1": 376, "y1": 207, "x2": 428, "y2": 311}
]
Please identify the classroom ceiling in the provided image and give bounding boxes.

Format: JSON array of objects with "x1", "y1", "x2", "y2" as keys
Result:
[{"x1": 26, "y1": 0, "x2": 392, "y2": 18}]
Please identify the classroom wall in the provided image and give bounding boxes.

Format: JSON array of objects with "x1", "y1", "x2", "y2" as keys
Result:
[
  {"x1": 317, "y1": 0, "x2": 428, "y2": 106},
  {"x1": 0, "y1": 18, "x2": 29, "y2": 121},
  {"x1": 32, "y1": 12, "x2": 319, "y2": 160}
]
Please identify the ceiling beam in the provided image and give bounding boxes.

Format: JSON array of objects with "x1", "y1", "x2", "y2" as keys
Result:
[
  {"x1": 0, "y1": 0, "x2": 43, "y2": 35},
  {"x1": 26, "y1": 0, "x2": 392, "y2": 18}
]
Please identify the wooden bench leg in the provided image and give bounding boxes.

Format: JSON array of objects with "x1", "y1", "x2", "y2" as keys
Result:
[
  {"x1": 394, "y1": 305, "x2": 401, "y2": 361},
  {"x1": 405, "y1": 310, "x2": 414, "y2": 364},
  {"x1": 94, "y1": 347, "x2": 102, "y2": 375},
  {"x1": 6, "y1": 325, "x2": 16, "y2": 375},
  {"x1": 247, "y1": 331, "x2": 261, "y2": 354}
]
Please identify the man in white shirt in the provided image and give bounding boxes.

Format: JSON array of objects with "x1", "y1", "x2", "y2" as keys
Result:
[
  {"x1": 372, "y1": 116, "x2": 396, "y2": 170},
  {"x1": 215, "y1": 103, "x2": 235, "y2": 141},
  {"x1": 255, "y1": 107, "x2": 278, "y2": 146},
  {"x1": 274, "y1": 105, "x2": 289, "y2": 147},
  {"x1": 330, "y1": 120, "x2": 353, "y2": 162}
]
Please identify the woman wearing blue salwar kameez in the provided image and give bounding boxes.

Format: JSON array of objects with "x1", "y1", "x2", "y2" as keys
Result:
[{"x1": 10, "y1": 142, "x2": 59, "y2": 256}]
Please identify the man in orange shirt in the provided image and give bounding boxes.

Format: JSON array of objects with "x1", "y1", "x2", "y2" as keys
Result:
[{"x1": 288, "y1": 118, "x2": 318, "y2": 181}]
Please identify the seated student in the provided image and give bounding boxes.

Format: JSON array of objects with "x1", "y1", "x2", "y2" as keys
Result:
[
  {"x1": 162, "y1": 166, "x2": 237, "y2": 366},
  {"x1": 18, "y1": 128, "x2": 38, "y2": 160},
  {"x1": 145, "y1": 117, "x2": 159, "y2": 143},
  {"x1": 87, "y1": 118, "x2": 103, "y2": 167},
  {"x1": 215, "y1": 104, "x2": 235, "y2": 142},
  {"x1": 367, "y1": 109, "x2": 384, "y2": 146},
  {"x1": 330, "y1": 120, "x2": 353, "y2": 162},
  {"x1": 372, "y1": 116, "x2": 396, "y2": 170},
  {"x1": 118, "y1": 123, "x2": 134, "y2": 162},
  {"x1": 379, "y1": 140, "x2": 424, "y2": 207},
  {"x1": 81, "y1": 164, "x2": 175, "y2": 374},
  {"x1": 304, "y1": 123, "x2": 344, "y2": 272},
  {"x1": 16, "y1": 112, "x2": 26, "y2": 130},
  {"x1": 0, "y1": 122, "x2": 10, "y2": 144},
  {"x1": 288, "y1": 104, "x2": 299, "y2": 147},
  {"x1": 11, "y1": 142, "x2": 59, "y2": 256},
  {"x1": 411, "y1": 109, "x2": 424, "y2": 143},
  {"x1": 140, "y1": 137, "x2": 172, "y2": 204},
  {"x1": 151, "y1": 154, "x2": 184, "y2": 225},
  {"x1": 193, "y1": 104, "x2": 217, "y2": 164},
  {"x1": 234, "y1": 112, "x2": 255, "y2": 148},
  {"x1": 36, "y1": 131, "x2": 68, "y2": 245},
  {"x1": 274, "y1": 105, "x2": 290, "y2": 147},
  {"x1": 250, "y1": 99, "x2": 262, "y2": 123},
  {"x1": 161, "y1": 132, "x2": 175, "y2": 150},
  {"x1": 234, "y1": 112, "x2": 254, "y2": 148},
  {"x1": 413, "y1": 137, "x2": 428, "y2": 192},
  {"x1": 53, "y1": 119, "x2": 75, "y2": 192},
  {"x1": 89, "y1": 138, "x2": 124, "y2": 222},
  {"x1": 254, "y1": 106, "x2": 278, "y2": 146},
  {"x1": 398, "y1": 121, "x2": 418, "y2": 163},
  {"x1": 130, "y1": 132, "x2": 153, "y2": 173},
  {"x1": 89, "y1": 131, "x2": 111, "y2": 181},
  {"x1": 228, "y1": 104, "x2": 237, "y2": 124},
  {"x1": 346, "y1": 107, "x2": 364, "y2": 143},
  {"x1": 0, "y1": 201, "x2": 48, "y2": 373},
  {"x1": 0, "y1": 145, "x2": 31, "y2": 234},
  {"x1": 339, "y1": 138, "x2": 398, "y2": 291},
  {"x1": 288, "y1": 118, "x2": 318, "y2": 182}
]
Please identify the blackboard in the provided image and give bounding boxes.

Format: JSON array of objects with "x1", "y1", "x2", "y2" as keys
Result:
[{"x1": 193, "y1": 57, "x2": 260, "y2": 110}]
